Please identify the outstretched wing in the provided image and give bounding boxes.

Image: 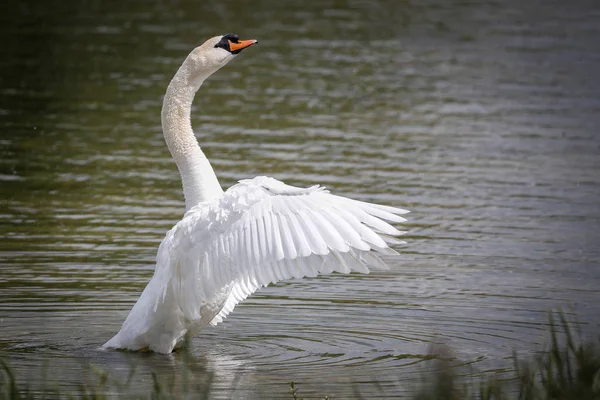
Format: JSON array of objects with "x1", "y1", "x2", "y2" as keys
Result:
[{"x1": 155, "y1": 176, "x2": 409, "y2": 326}]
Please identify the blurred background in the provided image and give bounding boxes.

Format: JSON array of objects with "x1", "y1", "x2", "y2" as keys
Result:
[{"x1": 1, "y1": 0, "x2": 599, "y2": 397}]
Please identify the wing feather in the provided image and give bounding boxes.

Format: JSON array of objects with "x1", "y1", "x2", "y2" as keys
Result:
[
  {"x1": 163, "y1": 176, "x2": 407, "y2": 326},
  {"x1": 244, "y1": 224, "x2": 254, "y2": 269},
  {"x1": 309, "y1": 210, "x2": 349, "y2": 252},
  {"x1": 359, "y1": 250, "x2": 389, "y2": 270},
  {"x1": 263, "y1": 211, "x2": 275, "y2": 258},
  {"x1": 278, "y1": 214, "x2": 297, "y2": 259},
  {"x1": 304, "y1": 254, "x2": 321, "y2": 277},
  {"x1": 285, "y1": 212, "x2": 311, "y2": 257},
  {"x1": 256, "y1": 214, "x2": 268, "y2": 261},
  {"x1": 297, "y1": 209, "x2": 329, "y2": 255},
  {"x1": 320, "y1": 207, "x2": 371, "y2": 251},
  {"x1": 353, "y1": 201, "x2": 408, "y2": 223}
]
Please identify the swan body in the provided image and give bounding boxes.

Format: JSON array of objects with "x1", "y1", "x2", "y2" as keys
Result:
[{"x1": 104, "y1": 34, "x2": 409, "y2": 354}]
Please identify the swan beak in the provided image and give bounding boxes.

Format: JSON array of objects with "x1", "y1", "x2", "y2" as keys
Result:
[{"x1": 229, "y1": 39, "x2": 258, "y2": 52}]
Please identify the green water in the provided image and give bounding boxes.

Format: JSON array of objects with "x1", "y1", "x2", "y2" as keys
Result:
[{"x1": 1, "y1": 0, "x2": 600, "y2": 397}]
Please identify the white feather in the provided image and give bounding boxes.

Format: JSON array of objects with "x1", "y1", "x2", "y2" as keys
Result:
[{"x1": 103, "y1": 36, "x2": 409, "y2": 355}]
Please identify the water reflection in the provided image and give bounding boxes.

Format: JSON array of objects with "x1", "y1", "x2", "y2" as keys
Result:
[{"x1": 1, "y1": 0, "x2": 600, "y2": 397}]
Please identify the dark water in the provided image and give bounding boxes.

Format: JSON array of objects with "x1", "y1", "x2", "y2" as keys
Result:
[{"x1": 1, "y1": 0, "x2": 599, "y2": 397}]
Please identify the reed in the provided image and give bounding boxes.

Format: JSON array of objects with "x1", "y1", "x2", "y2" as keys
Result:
[{"x1": 409, "y1": 312, "x2": 600, "y2": 400}]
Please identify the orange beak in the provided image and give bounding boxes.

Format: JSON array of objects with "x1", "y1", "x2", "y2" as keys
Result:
[{"x1": 229, "y1": 39, "x2": 258, "y2": 52}]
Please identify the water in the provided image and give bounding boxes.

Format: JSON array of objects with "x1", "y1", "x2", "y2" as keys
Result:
[{"x1": 1, "y1": 0, "x2": 599, "y2": 397}]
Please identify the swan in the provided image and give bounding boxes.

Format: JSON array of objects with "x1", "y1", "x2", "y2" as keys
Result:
[{"x1": 103, "y1": 34, "x2": 409, "y2": 354}]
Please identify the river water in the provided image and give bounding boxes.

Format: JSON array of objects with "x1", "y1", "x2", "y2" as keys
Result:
[{"x1": 1, "y1": 0, "x2": 599, "y2": 398}]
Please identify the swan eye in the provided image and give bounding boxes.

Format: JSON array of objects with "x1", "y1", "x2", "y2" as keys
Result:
[
  {"x1": 214, "y1": 34, "x2": 256, "y2": 55},
  {"x1": 215, "y1": 34, "x2": 239, "y2": 51}
]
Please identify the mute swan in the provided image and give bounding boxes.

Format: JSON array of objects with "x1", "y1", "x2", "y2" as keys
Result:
[{"x1": 103, "y1": 34, "x2": 409, "y2": 354}]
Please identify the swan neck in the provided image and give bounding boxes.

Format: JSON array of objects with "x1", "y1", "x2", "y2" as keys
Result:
[{"x1": 161, "y1": 67, "x2": 223, "y2": 209}]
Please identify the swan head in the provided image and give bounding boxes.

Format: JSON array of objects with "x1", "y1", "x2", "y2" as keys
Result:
[{"x1": 184, "y1": 34, "x2": 257, "y2": 84}]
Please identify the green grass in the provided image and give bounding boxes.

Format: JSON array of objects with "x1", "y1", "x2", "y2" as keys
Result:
[
  {"x1": 1, "y1": 312, "x2": 599, "y2": 399},
  {"x1": 409, "y1": 312, "x2": 600, "y2": 400}
]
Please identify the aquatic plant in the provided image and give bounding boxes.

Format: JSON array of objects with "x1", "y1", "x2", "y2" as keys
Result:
[{"x1": 410, "y1": 312, "x2": 600, "y2": 400}]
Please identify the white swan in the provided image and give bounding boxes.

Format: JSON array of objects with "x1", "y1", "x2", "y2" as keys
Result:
[{"x1": 103, "y1": 34, "x2": 409, "y2": 354}]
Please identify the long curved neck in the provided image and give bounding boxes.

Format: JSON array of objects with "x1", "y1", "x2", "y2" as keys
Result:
[{"x1": 161, "y1": 62, "x2": 223, "y2": 210}]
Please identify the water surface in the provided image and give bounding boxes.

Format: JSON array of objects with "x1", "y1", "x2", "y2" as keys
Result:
[{"x1": 1, "y1": 0, "x2": 600, "y2": 397}]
